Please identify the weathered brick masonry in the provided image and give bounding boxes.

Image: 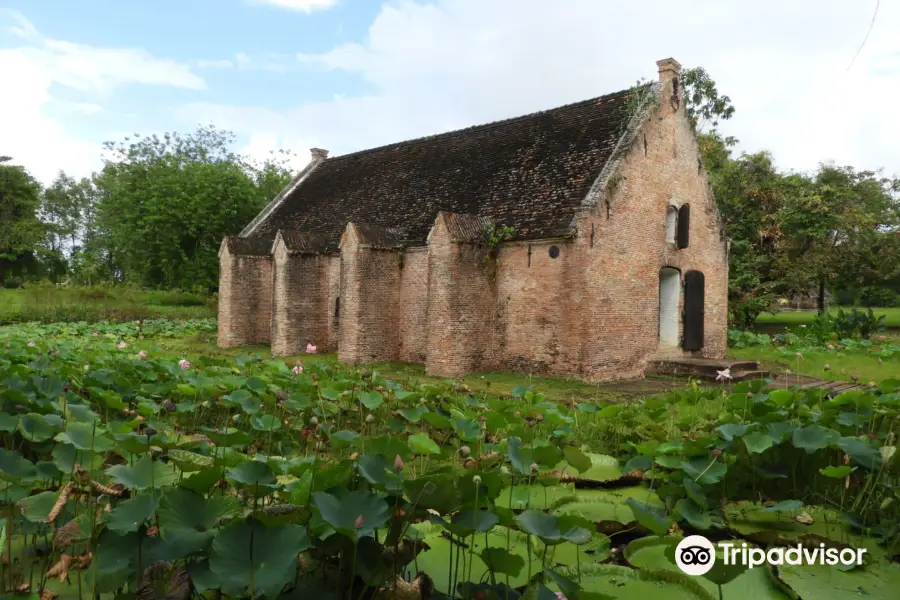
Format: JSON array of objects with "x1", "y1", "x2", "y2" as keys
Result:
[
  {"x1": 270, "y1": 231, "x2": 332, "y2": 356},
  {"x1": 218, "y1": 57, "x2": 729, "y2": 381},
  {"x1": 398, "y1": 248, "x2": 429, "y2": 363},
  {"x1": 217, "y1": 237, "x2": 273, "y2": 348},
  {"x1": 338, "y1": 224, "x2": 404, "y2": 365}
]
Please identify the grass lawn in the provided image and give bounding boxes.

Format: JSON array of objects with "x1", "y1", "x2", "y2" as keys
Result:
[
  {"x1": 729, "y1": 345, "x2": 900, "y2": 383},
  {"x1": 157, "y1": 334, "x2": 685, "y2": 405},
  {"x1": 0, "y1": 286, "x2": 214, "y2": 323},
  {"x1": 755, "y1": 307, "x2": 900, "y2": 328}
]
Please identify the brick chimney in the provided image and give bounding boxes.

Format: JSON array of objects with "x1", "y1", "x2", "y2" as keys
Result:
[
  {"x1": 310, "y1": 148, "x2": 329, "y2": 162},
  {"x1": 656, "y1": 57, "x2": 682, "y2": 113}
]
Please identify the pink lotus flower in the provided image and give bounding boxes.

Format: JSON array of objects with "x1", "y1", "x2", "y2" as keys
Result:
[
  {"x1": 137, "y1": 350, "x2": 148, "y2": 359},
  {"x1": 394, "y1": 455, "x2": 404, "y2": 471},
  {"x1": 556, "y1": 593, "x2": 567, "y2": 600},
  {"x1": 27, "y1": 341, "x2": 35, "y2": 347},
  {"x1": 306, "y1": 343, "x2": 317, "y2": 354},
  {"x1": 355, "y1": 515, "x2": 364, "y2": 529},
  {"x1": 292, "y1": 360, "x2": 303, "y2": 374},
  {"x1": 117, "y1": 341, "x2": 127, "y2": 349},
  {"x1": 92, "y1": 332, "x2": 100, "y2": 337},
  {"x1": 178, "y1": 359, "x2": 191, "y2": 369}
]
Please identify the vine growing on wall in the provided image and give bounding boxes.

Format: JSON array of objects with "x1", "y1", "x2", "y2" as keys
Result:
[
  {"x1": 619, "y1": 79, "x2": 658, "y2": 136},
  {"x1": 482, "y1": 224, "x2": 516, "y2": 264}
]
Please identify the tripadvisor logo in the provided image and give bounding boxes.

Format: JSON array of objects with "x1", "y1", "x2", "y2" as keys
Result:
[{"x1": 674, "y1": 535, "x2": 867, "y2": 576}]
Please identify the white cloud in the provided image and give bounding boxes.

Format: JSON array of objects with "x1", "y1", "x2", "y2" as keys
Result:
[
  {"x1": 246, "y1": 0, "x2": 338, "y2": 13},
  {"x1": 187, "y1": 0, "x2": 900, "y2": 177},
  {"x1": 241, "y1": 133, "x2": 318, "y2": 172},
  {"x1": 0, "y1": 10, "x2": 206, "y2": 182},
  {"x1": 67, "y1": 102, "x2": 105, "y2": 115},
  {"x1": 0, "y1": 50, "x2": 101, "y2": 183},
  {"x1": 196, "y1": 58, "x2": 235, "y2": 69}
]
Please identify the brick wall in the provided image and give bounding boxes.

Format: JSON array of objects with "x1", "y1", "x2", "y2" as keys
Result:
[
  {"x1": 572, "y1": 69, "x2": 728, "y2": 380},
  {"x1": 217, "y1": 248, "x2": 273, "y2": 348},
  {"x1": 338, "y1": 226, "x2": 402, "y2": 364},
  {"x1": 270, "y1": 241, "x2": 330, "y2": 356},
  {"x1": 425, "y1": 217, "x2": 498, "y2": 378},
  {"x1": 398, "y1": 247, "x2": 429, "y2": 363},
  {"x1": 494, "y1": 240, "x2": 578, "y2": 375},
  {"x1": 324, "y1": 255, "x2": 341, "y2": 352}
]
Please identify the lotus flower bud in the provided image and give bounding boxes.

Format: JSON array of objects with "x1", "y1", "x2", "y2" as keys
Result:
[
  {"x1": 309, "y1": 416, "x2": 318, "y2": 426},
  {"x1": 365, "y1": 414, "x2": 376, "y2": 424},
  {"x1": 394, "y1": 455, "x2": 404, "y2": 471},
  {"x1": 355, "y1": 515, "x2": 364, "y2": 529},
  {"x1": 460, "y1": 445, "x2": 471, "y2": 457}
]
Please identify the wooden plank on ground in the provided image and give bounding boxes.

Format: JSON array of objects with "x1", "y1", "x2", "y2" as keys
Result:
[
  {"x1": 800, "y1": 380, "x2": 831, "y2": 389},
  {"x1": 825, "y1": 383, "x2": 858, "y2": 396}
]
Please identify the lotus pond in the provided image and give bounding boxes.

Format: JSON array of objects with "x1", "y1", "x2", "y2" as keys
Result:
[{"x1": 1, "y1": 319, "x2": 898, "y2": 600}]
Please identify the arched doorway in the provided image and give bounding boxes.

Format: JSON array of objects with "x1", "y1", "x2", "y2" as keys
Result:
[{"x1": 659, "y1": 267, "x2": 680, "y2": 347}]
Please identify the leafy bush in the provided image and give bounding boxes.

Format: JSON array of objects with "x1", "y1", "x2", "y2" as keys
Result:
[
  {"x1": 2, "y1": 275, "x2": 24, "y2": 289},
  {"x1": 835, "y1": 286, "x2": 900, "y2": 308},
  {"x1": 829, "y1": 307, "x2": 887, "y2": 340},
  {"x1": 727, "y1": 328, "x2": 771, "y2": 348},
  {"x1": 858, "y1": 286, "x2": 900, "y2": 307},
  {"x1": 728, "y1": 296, "x2": 770, "y2": 329}
]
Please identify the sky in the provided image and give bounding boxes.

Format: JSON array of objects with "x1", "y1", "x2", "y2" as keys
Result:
[{"x1": 1, "y1": 0, "x2": 898, "y2": 184}]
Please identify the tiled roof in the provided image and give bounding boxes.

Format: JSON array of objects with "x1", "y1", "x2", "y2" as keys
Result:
[
  {"x1": 439, "y1": 213, "x2": 493, "y2": 243},
  {"x1": 246, "y1": 88, "x2": 634, "y2": 251},
  {"x1": 223, "y1": 236, "x2": 273, "y2": 257},
  {"x1": 276, "y1": 230, "x2": 330, "y2": 254},
  {"x1": 350, "y1": 223, "x2": 407, "y2": 249}
]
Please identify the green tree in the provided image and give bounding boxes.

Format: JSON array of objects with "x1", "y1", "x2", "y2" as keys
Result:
[
  {"x1": 681, "y1": 66, "x2": 736, "y2": 133},
  {"x1": 41, "y1": 171, "x2": 95, "y2": 252},
  {"x1": 0, "y1": 157, "x2": 45, "y2": 284},
  {"x1": 703, "y1": 140, "x2": 793, "y2": 326},
  {"x1": 777, "y1": 165, "x2": 900, "y2": 312},
  {"x1": 93, "y1": 126, "x2": 287, "y2": 290},
  {"x1": 247, "y1": 149, "x2": 297, "y2": 201}
]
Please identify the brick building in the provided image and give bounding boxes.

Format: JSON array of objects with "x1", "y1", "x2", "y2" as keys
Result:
[{"x1": 218, "y1": 58, "x2": 728, "y2": 380}]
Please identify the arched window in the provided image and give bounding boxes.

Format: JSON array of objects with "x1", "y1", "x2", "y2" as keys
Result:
[{"x1": 665, "y1": 206, "x2": 678, "y2": 244}]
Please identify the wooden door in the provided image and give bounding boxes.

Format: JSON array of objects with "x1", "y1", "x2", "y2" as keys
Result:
[{"x1": 683, "y1": 270, "x2": 704, "y2": 350}]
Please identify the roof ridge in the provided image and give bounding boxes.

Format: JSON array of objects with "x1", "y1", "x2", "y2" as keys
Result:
[{"x1": 325, "y1": 87, "x2": 632, "y2": 162}]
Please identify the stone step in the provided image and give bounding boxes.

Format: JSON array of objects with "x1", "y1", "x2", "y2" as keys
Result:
[
  {"x1": 646, "y1": 358, "x2": 760, "y2": 380},
  {"x1": 729, "y1": 369, "x2": 773, "y2": 382}
]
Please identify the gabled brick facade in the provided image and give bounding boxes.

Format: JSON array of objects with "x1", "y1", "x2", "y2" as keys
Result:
[{"x1": 218, "y1": 58, "x2": 729, "y2": 381}]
